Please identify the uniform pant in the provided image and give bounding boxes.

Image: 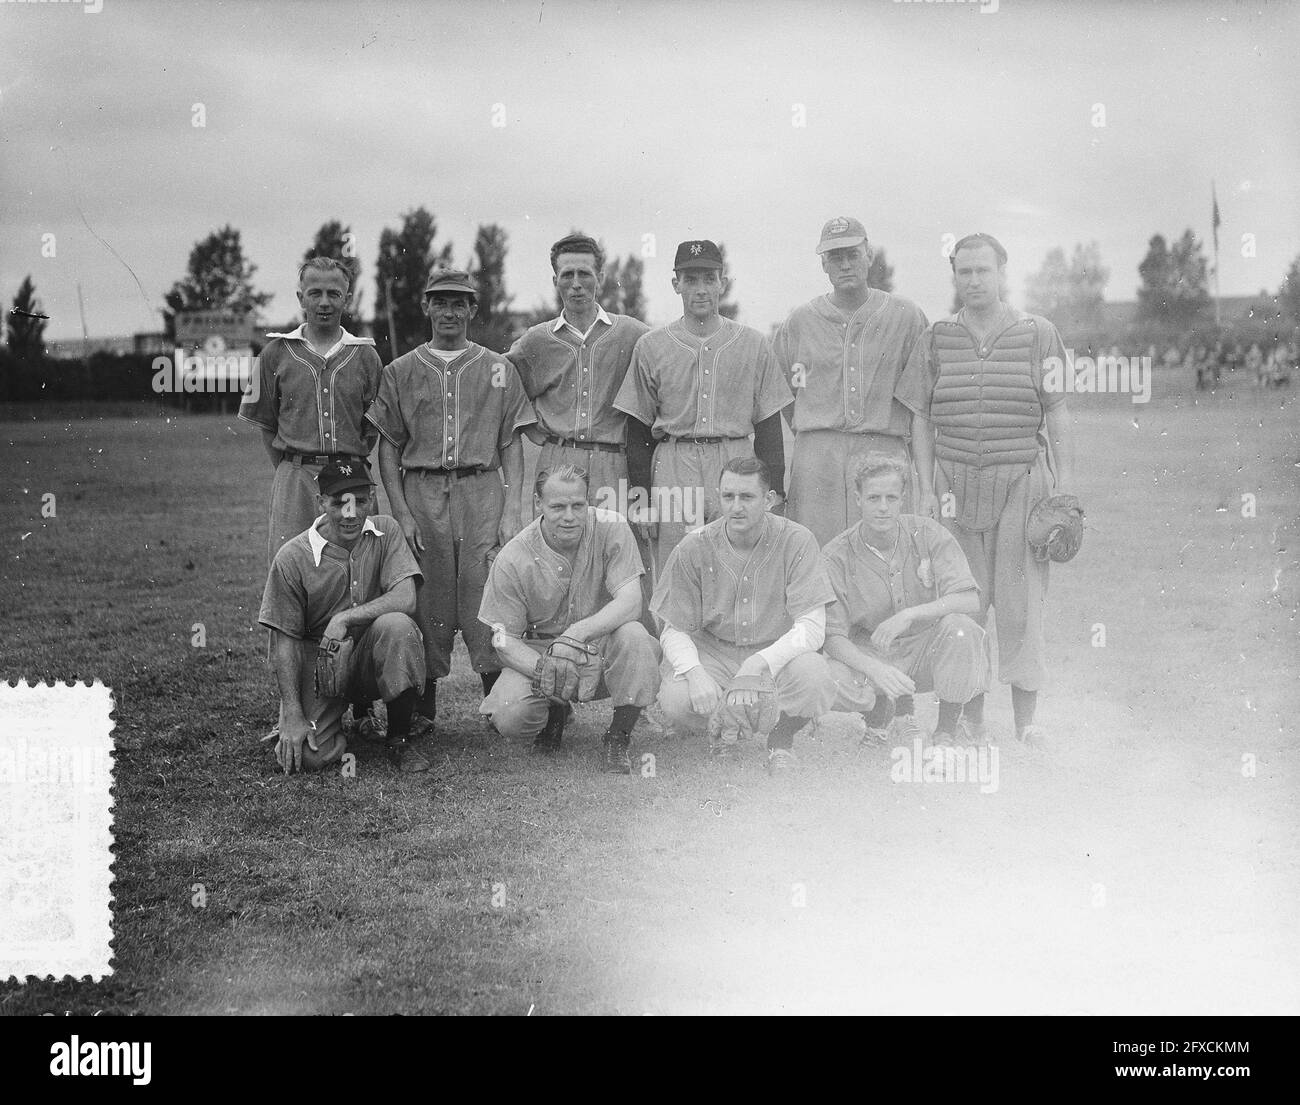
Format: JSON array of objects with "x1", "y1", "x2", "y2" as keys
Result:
[
  {"x1": 281, "y1": 612, "x2": 425, "y2": 767},
  {"x1": 267, "y1": 456, "x2": 327, "y2": 564},
  {"x1": 657, "y1": 633, "x2": 837, "y2": 731},
  {"x1": 650, "y1": 437, "x2": 754, "y2": 573},
  {"x1": 940, "y1": 462, "x2": 1050, "y2": 691},
  {"x1": 826, "y1": 614, "x2": 989, "y2": 711},
  {"x1": 481, "y1": 622, "x2": 662, "y2": 739},
  {"x1": 788, "y1": 430, "x2": 912, "y2": 550},
  {"x1": 404, "y1": 468, "x2": 502, "y2": 681}
]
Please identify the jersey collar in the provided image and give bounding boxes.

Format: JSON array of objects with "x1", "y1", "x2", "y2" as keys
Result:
[
  {"x1": 265, "y1": 324, "x2": 374, "y2": 358},
  {"x1": 552, "y1": 305, "x2": 612, "y2": 337},
  {"x1": 308, "y1": 515, "x2": 385, "y2": 567}
]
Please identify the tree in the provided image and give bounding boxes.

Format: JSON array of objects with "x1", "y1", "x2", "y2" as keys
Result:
[
  {"x1": 467, "y1": 223, "x2": 515, "y2": 352},
  {"x1": 1026, "y1": 242, "x2": 1108, "y2": 330},
  {"x1": 1137, "y1": 229, "x2": 1209, "y2": 326},
  {"x1": 596, "y1": 252, "x2": 648, "y2": 322},
  {"x1": 717, "y1": 242, "x2": 739, "y2": 320},
  {"x1": 374, "y1": 207, "x2": 452, "y2": 362},
  {"x1": 1278, "y1": 253, "x2": 1300, "y2": 323},
  {"x1": 1067, "y1": 241, "x2": 1108, "y2": 330},
  {"x1": 867, "y1": 247, "x2": 894, "y2": 293},
  {"x1": 303, "y1": 220, "x2": 363, "y2": 330},
  {"x1": 164, "y1": 225, "x2": 273, "y2": 340},
  {"x1": 7, "y1": 276, "x2": 47, "y2": 360},
  {"x1": 1025, "y1": 247, "x2": 1071, "y2": 319}
]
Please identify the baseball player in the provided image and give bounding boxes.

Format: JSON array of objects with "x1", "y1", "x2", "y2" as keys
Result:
[
  {"x1": 239, "y1": 256, "x2": 383, "y2": 565},
  {"x1": 896, "y1": 233, "x2": 1076, "y2": 748},
  {"x1": 772, "y1": 217, "x2": 929, "y2": 549},
  {"x1": 652, "y1": 457, "x2": 837, "y2": 776},
  {"x1": 367, "y1": 268, "x2": 536, "y2": 732},
  {"x1": 257, "y1": 458, "x2": 430, "y2": 774},
  {"x1": 821, "y1": 453, "x2": 989, "y2": 745},
  {"x1": 477, "y1": 464, "x2": 662, "y2": 772},
  {"x1": 614, "y1": 239, "x2": 792, "y2": 574}
]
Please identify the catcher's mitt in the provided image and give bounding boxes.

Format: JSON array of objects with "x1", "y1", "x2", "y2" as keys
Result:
[
  {"x1": 1027, "y1": 493, "x2": 1084, "y2": 563},
  {"x1": 314, "y1": 636, "x2": 355, "y2": 700},
  {"x1": 709, "y1": 672, "x2": 779, "y2": 746},
  {"x1": 532, "y1": 635, "x2": 605, "y2": 704}
]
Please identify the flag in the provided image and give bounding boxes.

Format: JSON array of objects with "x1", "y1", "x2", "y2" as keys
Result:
[{"x1": 1212, "y1": 182, "x2": 1221, "y2": 256}]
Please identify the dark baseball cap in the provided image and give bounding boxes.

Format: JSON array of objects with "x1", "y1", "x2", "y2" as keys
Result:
[
  {"x1": 317, "y1": 457, "x2": 373, "y2": 496},
  {"x1": 423, "y1": 268, "x2": 478, "y2": 300},
  {"x1": 673, "y1": 240, "x2": 724, "y2": 271}
]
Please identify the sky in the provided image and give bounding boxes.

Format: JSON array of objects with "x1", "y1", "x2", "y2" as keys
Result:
[{"x1": 2, "y1": 0, "x2": 1297, "y2": 342}]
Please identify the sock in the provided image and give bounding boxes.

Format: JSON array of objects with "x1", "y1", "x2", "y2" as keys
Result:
[
  {"x1": 351, "y1": 697, "x2": 371, "y2": 720},
  {"x1": 895, "y1": 694, "x2": 915, "y2": 717},
  {"x1": 936, "y1": 700, "x2": 962, "y2": 735},
  {"x1": 610, "y1": 705, "x2": 641, "y2": 737},
  {"x1": 481, "y1": 671, "x2": 500, "y2": 696},
  {"x1": 861, "y1": 696, "x2": 894, "y2": 728},
  {"x1": 964, "y1": 693, "x2": 985, "y2": 724},
  {"x1": 418, "y1": 680, "x2": 437, "y2": 718},
  {"x1": 1012, "y1": 686, "x2": 1037, "y2": 732},
  {"x1": 387, "y1": 689, "x2": 417, "y2": 741},
  {"x1": 766, "y1": 712, "x2": 803, "y2": 752},
  {"x1": 539, "y1": 702, "x2": 567, "y2": 741}
]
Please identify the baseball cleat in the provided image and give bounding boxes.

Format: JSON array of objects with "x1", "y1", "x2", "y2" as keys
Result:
[
  {"x1": 387, "y1": 736, "x2": 433, "y2": 773},
  {"x1": 889, "y1": 713, "x2": 925, "y2": 745},
  {"x1": 955, "y1": 717, "x2": 988, "y2": 745},
  {"x1": 859, "y1": 723, "x2": 891, "y2": 748},
  {"x1": 356, "y1": 712, "x2": 388, "y2": 743},
  {"x1": 601, "y1": 731, "x2": 632, "y2": 774},
  {"x1": 1016, "y1": 724, "x2": 1053, "y2": 752},
  {"x1": 766, "y1": 748, "x2": 797, "y2": 776}
]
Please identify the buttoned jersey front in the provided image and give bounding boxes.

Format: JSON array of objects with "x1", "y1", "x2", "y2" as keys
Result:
[
  {"x1": 258, "y1": 514, "x2": 422, "y2": 642},
  {"x1": 613, "y1": 318, "x2": 792, "y2": 438},
  {"x1": 821, "y1": 515, "x2": 978, "y2": 641},
  {"x1": 478, "y1": 507, "x2": 644, "y2": 637},
  {"x1": 651, "y1": 514, "x2": 835, "y2": 649},
  {"x1": 365, "y1": 342, "x2": 536, "y2": 470},
  {"x1": 772, "y1": 290, "x2": 928, "y2": 436},
  {"x1": 507, "y1": 312, "x2": 649, "y2": 444},
  {"x1": 238, "y1": 326, "x2": 383, "y2": 455}
]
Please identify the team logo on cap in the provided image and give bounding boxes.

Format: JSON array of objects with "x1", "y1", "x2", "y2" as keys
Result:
[
  {"x1": 690, "y1": 243, "x2": 703, "y2": 255},
  {"x1": 339, "y1": 463, "x2": 353, "y2": 475},
  {"x1": 827, "y1": 217, "x2": 850, "y2": 235}
]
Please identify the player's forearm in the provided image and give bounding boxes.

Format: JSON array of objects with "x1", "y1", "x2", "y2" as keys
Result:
[
  {"x1": 335, "y1": 578, "x2": 416, "y2": 633},
  {"x1": 261, "y1": 429, "x2": 283, "y2": 470},
  {"x1": 522, "y1": 424, "x2": 547, "y2": 446},
  {"x1": 491, "y1": 631, "x2": 543, "y2": 679},
  {"x1": 823, "y1": 633, "x2": 881, "y2": 676},
  {"x1": 500, "y1": 435, "x2": 524, "y2": 517},
  {"x1": 568, "y1": 581, "x2": 641, "y2": 642},
  {"x1": 1045, "y1": 404, "x2": 1075, "y2": 487},
  {"x1": 752, "y1": 413, "x2": 787, "y2": 497},
  {"x1": 660, "y1": 623, "x2": 702, "y2": 677},
  {"x1": 626, "y1": 416, "x2": 655, "y2": 493},
  {"x1": 755, "y1": 605, "x2": 825, "y2": 675},
  {"x1": 269, "y1": 631, "x2": 306, "y2": 721},
  {"x1": 911, "y1": 412, "x2": 935, "y2": 495},
  {"x1": 378, "y1": 438, "x2": 412, "y2": 522},
  {"x1": 903, "y1": 588, "x2": 979, "y2": 629}
]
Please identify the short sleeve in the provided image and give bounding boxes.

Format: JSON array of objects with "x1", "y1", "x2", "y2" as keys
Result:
[
  {"x1": 601, "y1": 515, "x2": 646, "y2": 596},
  {"x1": 258, "y1": 554, "x2": 306, "y2": 639},
  {"x1": 923, "y1": 518, "x2": 978, "y2": 597},
  {"x1": 894, "y1": 327, "x2": 938, "y2": 417},
  {"x1": 378, "y1": 526, "x2": 422, "y2": 594},
  {"x1": 613, "y1": 335, "x2": 658, "y2": 424},
  {"x1": 359, "y1": 349, "x2": 385, "y2": 454},
  {"x1": 1033, "y1": 318, "x2": 1070, "y2": 411},
  {"x1": 820, "y1": 543, "x2": 852, "y2": 641},
  {"x1": 366, "y1": 364, "x2": 408, "y2": 450},
  {"x1": 649, "y1": 540, "x2": 702, "y2": 633},
  {"x1": 497, "y1": 362, "x2": 538, "y2": 452},
  {"x1": 238, "y1": 348, "x2": 279, "y2": 431},
  {"x1": 504, "y1": 335, "x2": 537, "y2": 398},
  {"x1": 783, "y1": 526, "x2": 837, "y2": 618},
  {"x1": 752, "y1": 336, "x2": 794, "y2": 424},
  {"x1": 478, "y1": 554, "x2": 530, "y2": 635}
]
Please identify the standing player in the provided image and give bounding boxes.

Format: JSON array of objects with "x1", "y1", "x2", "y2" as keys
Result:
[
  {"x1": 614, "y1": 240, "x2": 792, "y2": 573},
  {"x1": 821, "y1": 453, "x2": 988, "y2": 745},
  {"x1": 652, "y1": 458, "x2": 837, "y2": 776},
  {"x1": 772, "y1": 217, "x2": 929, "y2": 549},
  {"x1": 477, "y1": 464, "x2": 661, "y2": 771},
  {"x1": 366, "y1": 269, "x2": 536, "y2": 733},
  {"x1": 896, "y1": 233, "x2": 1076, "y2": 748},
  {"x1": 257, "y1": 458, "x2": 430, "y2": 774},
  {"x1": 239, "y1": 257, "x2": 383, "y2": 565}
]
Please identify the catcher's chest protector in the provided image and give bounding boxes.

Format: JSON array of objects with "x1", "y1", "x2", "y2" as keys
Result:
[{"x1": 931, "y1": 319, "x2": 1043, "y2": 468}]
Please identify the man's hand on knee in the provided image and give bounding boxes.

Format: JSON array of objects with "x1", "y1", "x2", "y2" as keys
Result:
[{"x1": 274, "y1": 715, "x2": 319, "y2": 775}]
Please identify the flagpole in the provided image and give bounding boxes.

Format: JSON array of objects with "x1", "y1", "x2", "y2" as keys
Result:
[{"x1": 1212, "y1": 181, "x2": 1222, "y2": 330}]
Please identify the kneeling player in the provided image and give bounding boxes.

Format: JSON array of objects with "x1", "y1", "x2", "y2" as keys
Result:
[
  {"x1": 821, "y1": 453, "x2": 989, "y2": 745},
  {"x1": 258, "y1": 458, "x2": 429, "y2": 774},
  {"x1": 477, "y1": 465, "x2": 661, "y2": 773},
  {"x1": 652, "y1": 457, "x2": 837, "y2": 775}
]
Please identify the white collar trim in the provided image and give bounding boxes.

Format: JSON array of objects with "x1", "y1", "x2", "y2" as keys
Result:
[
  {"x1": 307, "y1": 514, "x2": 384, "y2": 567},
  {"x1": 552, "y1": 305, "x2": 612, "y2": 334}
]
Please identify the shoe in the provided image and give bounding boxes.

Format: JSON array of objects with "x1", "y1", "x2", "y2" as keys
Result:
[
  {"x1": 602, "y1": 731, "x2": 632, "y2": 774},
  {"x1": 356, "y1": 711, "x2": 388, "y2": 743},
  {"x1": 533, "y1": 703, "x2": 569, "y2": 754},
  {"x1": 1017, "y1": 723, "x2": 1053, "y2": 752},
  {"x1": 387, "y1": 736, "x2": 433, "y2": 773},
  {"x1": 767, "y1": 748, "x2": 797, "y2": 776},
  {"x1": 889, "y1": 713, "x2": 925, "y2": 745},
  {"x1": 955, "y1": 717, "x2": 987, "y2": 745}
]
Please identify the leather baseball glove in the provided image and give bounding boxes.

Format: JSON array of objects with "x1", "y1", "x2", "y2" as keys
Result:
[
  {"x1": 1027, "y1": 493, "x2": 1085, "y2": 563},
  {"x1": 709, "y1": 672, "x2": 779, "y2": 746},
  {"x1": 314, "y1": 636, "x2": 355, "y2": 700},
  {"x1": 532, "y1": 636, "x2": 605, "y2": 704}
]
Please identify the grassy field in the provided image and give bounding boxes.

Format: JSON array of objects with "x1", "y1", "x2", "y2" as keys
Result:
[{"x1": 1, "y1": 369, "x2": 1297, "y2": 1014}]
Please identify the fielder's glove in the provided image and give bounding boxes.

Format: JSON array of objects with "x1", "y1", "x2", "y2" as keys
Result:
[
  {"x1": 532, "y1": 636, "x2": 605, "y2": 704},
  {"x1": 1027, "y1": 493, "x2": 1085, "y2": 563},
  {"x1": 314, "y1": 636, "x2": 355, "y2": 700},
  {"x1": 709, "y1": 672, "x2": 779, "y2": 746}
]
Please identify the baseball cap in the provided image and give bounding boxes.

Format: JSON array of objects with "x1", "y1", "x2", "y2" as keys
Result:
[
  {"x1": 317, "y1": 457, "x2": 373, "y2": 496},
  {"x1": 815, "y1": 216, "x2": 868, "y2": 254},
  {"x1": 673, "y1": 240, "x2": 724, "y2": 271},
  {"x1": 423, "y1": 268, "x2": 478, "y2": 300}
]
